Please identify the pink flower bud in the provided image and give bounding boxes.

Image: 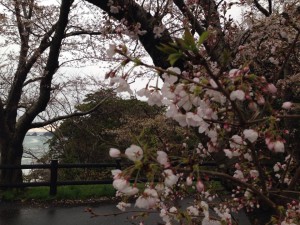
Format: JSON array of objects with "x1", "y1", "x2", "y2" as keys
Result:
[
  {"x1": 196, "y1": 180, "x2": 205, "y2": 192},
  {"x1": 257, "y1": 95, "x2": 265, "y2": 105},
  {"x1": 282, "y1": 102, "x2": 293, "y2": 109},
  {"x1": 109, "y1": 148, "x2": 121, "y2": 158},
  {"x1": 186, "y1": 176, "x2": 193, "y2": 186},
  {"x1": 274, "y1": 140, "x2": 284, "y2": 153},
  {"x1": 267, "y1": 84, "x2": 277, "y2": 94},
  {"x1": 248, "y1": 102, "x2": 257, "y2": 111},
  {"x1": 267, "y1": 141, "x2": 275, "y2": 150},
  {"x1": 157, "y1": 151, "x2": 170, "y2": 168}
]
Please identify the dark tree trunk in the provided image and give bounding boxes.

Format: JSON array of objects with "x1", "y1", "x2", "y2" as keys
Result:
[
  {"x1": 0, "y1": 137, "x2": 24, "y2": 185},
  {"x1": 0, "y1": 0, "x2": 74, "y2": 185},
  {"x1": 246, "y1": 206, "x2": 276, "y2": 225}
]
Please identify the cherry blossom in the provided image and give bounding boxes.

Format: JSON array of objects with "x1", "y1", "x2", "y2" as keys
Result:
[
  {"x1": 3, "y1": 0, "x2": 300, "y2": 224},
  {"x1": 230, "y1": 90, "x2": 245, "y2": 101},
  {"x1": 256, "y1": 95, "x2": 265, "y2": 105},
  {"x1": 157, "y1": 151, "x2": 170, "y2": 168},
  {"x1": 125, "y1": 145, "x2": 143, "y2": 161},
  {"x1": 153, "y1": 25, "x2": 165, "y2": 38},
  {"x1": 109, "y1": 148, "x2": 121, "y2": 158},
  {"x1": 163, "y1": 169, "x2": 179, "y2": 187},
  {"x1": 224, "y1": 149, "x2": 233, "y2": 159},
  {"x1": 196, "y1": 180, "x2": 205, "y2": 192},
  {"x1": 186, "y1": 112, "x2": 202, "y2": 127},
  {"x1": 120, "y1": 186, "x2": 139, "y2": 196},
  {"x1": 230, "y1": 135, "x2": 245, "y2": 148},
  {"x1": 135, "y1": 188, "x2": 159, "y2": 209},
  {"x1": 209, "y1": 79, "x2": 218, "y2": 88},
  {"x1": 233, "y1": 170, "x2": 245, "y2": 181},
  {"x1": 137, "y1": 88, "x2": 151, "y2": 98},
  {"x1": 266, "y1": 83, "x2": 277, "y2": 94},
  {"x1": 186, "y1": 176, "x2": 193, "y2": 186},
  {"x1": 162, "y1": 68, "x2": 180, "y2": 84},
  {"x1": 249, "y1": 170, "x2": 259, "y2": 179},
  {"x1": 102, "y1": 1, "x2": 300, "y2": 223},
  {"x1": 274, "y1": 140, "x2": 285, "y2": 153},
  {"x1": 282, "y1": 102, "x2": 293, "y2": 109},
  {"x1": 147, "y1": 91, "x2": 163, "y2": 106},
  {"x1": 243, "y1": 129, "x2": 259, "y2": 143},
  {"x1": 116, "y1": 202, "x2": 131, "y2": 211},
  {"x1": 243, "y1": 153, "x2": 253, "y2": 161},
  {"x1": 186, "y1": 206, "x2": 199, "y2": 216},
  {"x1": 110, "y1": 77, "x2": 133, "y2": 94},
  {"x1": 107, "y1": 44, "x2": 117, "y2": 58},
  {"x1": 273, "y1": 163, "x2": 281, "y2": 172},
  {"x1": 111, "y1": 169, "x2": 122, "y2": 179},
  {"x1": 160, "y1": 208, "x2": 172, "y2": 225},
  {"x1": 113, "y1": 178, "x2": 129, "y2": 191}
]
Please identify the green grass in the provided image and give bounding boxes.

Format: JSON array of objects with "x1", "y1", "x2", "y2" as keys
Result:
[{"x1": 0, "y1": 184, "x2": 116, "y2": 202}]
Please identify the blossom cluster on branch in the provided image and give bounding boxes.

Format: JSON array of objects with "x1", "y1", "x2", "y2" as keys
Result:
[{"x1": 99, "y1": 1, "x2": 300, "y2": 225}]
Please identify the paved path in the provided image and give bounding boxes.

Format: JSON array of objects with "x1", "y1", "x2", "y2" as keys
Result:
[
  {"x1": 0, "y1": 201, "x2": 251, "y2": 225},
  {"x1": 0, "y1": 202, "x2": 161, "y2": 225}
]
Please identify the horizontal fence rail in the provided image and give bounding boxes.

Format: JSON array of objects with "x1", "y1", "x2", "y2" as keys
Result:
[
  {"x1": 0, "y1": 160, "x2": 219, "y2": 196},
  {"x1": 0, "y1": 159, "x2": 122, "y2": 195}
]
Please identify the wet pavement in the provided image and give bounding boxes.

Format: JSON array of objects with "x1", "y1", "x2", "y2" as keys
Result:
[
  {"x1": 0, "y1": 200, "x2": 251, "y2": 225},
  {"x1": 0, "y1": 202, "x2": 161, "y2": 225}
]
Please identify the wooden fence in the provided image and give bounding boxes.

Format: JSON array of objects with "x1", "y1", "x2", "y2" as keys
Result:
[
  {"x1": 0, "y1": 160, "x2": 219, "y2": 196},
  {"x1": 0, "y1": 159, "x2": 122, "y2": 195}
]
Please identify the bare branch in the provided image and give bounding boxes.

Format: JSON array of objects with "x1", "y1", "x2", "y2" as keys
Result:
[
  {"x1": 16, "y1": 0, "x2": 74, "y2": 135},
  {"x1": 23, "y1": 77, "x2": 43, "y2": 87},
  {"x1": 173, "y1": 0, "x2": 206, "y2": 34},
  {"x1": 277, "y1": 29, "x2": 300, "y2": 80},
  {"x1": 288, "y1": 166, "x2": 300, "y2": 190},
  {"x1": 86, "y1": 0, "x2": 180, "y2": 69},
  {"x1": 64, "y1": 30, "x2": 103, "y2": 38},
  {"x1": 30, "y1": 94, "x2": 111, "y2": 129},
  {"x1": 253, "y1": 0, "x2": 271, "y2": 17},
  {"x1": 268, "y1": 0, "x2": 272, "y2": 15},
  {"x1": 173, "y1": 0, "x2": 230, "y2": 65},
  {"x1": 199, "y1": 169, "x2": 279, "y2": 214}
]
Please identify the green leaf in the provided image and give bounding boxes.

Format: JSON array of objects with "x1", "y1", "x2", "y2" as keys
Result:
[
  {"x1": 156, "y1": 44, "x2": 178, "y2": 54},
  {"x1": 198, "y1": 31, "x2": 209, "y2": 45},
  {"x1": 133, "y1": 58, "x2": 142, "y2": 66},
  {"x1": 183, "y1": 28, "x2": 196, "y2": 49},
  {"x1": 168, "y1": 52, "x2": 183, "y2": 66},
  {"x1": 175, "y1": 38, "x2": 187, "y2": 49},
  {"x1": 220, "y1": 49, "x2": 232, "y2": 67}
]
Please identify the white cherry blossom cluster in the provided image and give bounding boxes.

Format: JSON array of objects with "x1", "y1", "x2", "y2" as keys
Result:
[{"x1": 104, "y1": 23, "x2": 298, "y2": 222}]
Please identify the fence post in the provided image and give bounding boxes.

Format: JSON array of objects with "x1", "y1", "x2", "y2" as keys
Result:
[
  {"x1": 49, "y1": 159, "x2": 58, "y2": 196},
  {"x1": 116, "y1": 159, "x2": 121, "y2": 170}
]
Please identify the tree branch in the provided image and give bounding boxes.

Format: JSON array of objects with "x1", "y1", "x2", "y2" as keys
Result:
[
  {"x1": 288, "y1": 165, "x2": 300, "y2": 190},
  {"x1": 268, "y1": 0, "x2": 272, "y2": 15},
  {"x1": 173, "y1": 0, "x2": 206, "y2": 35},
  {"x1": 30, "y1": 95, "x2": 111, "y2": 129},
  {"x1": 277, "y1": 30, "x2": 300, "y2": 80},
  {"x1": 23, "y1": 77, "x2": 43, "y2": 87},
  {"x1": 173, "y1": 0, "x2": 229, "y2": 65},
  {"x1": 0, "y1": 98, "x2": 6, "y2": 139},
  {"x1": 85, "y1": 0, "x2": 182, "y2": 69},
  {"x1": 253, "y1": 0, "x2": 271, "y2": 17},
  {"x1": 64, "y1": 30, "x2": 104, "y2": 38},
  {"x1": 16, "y1": 0, "x2": 74, "y2": 136},
  {"x1": 199, "y1": 169, "x2": 279, "y2": 214}
]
